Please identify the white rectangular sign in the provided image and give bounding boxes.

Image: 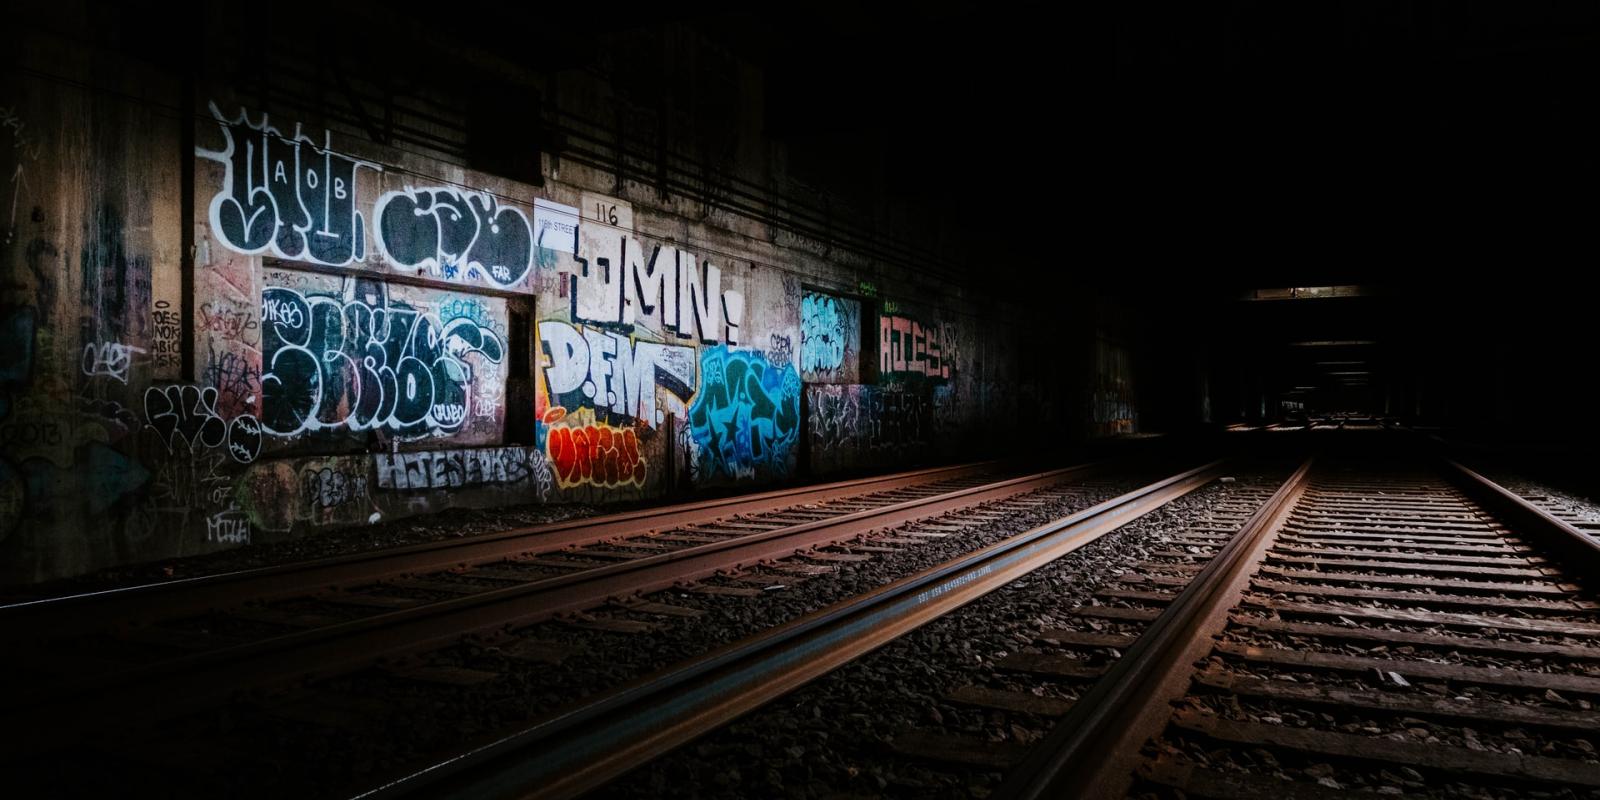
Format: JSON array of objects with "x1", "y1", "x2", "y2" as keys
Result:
[{"x1": 533, "y1": 198, "x2": 580, "y2": 254}]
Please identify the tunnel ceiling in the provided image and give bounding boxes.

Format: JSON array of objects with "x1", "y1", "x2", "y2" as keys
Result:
[{"x1": 92, "y1": 0, "x2": 1599, "y2": 298}]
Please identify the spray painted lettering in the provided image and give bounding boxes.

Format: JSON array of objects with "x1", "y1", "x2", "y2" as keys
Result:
[
  {"x1": 539, "y1": 320, "x2": 695, "y2": 428},
  {"x1": 197, "y1": 102, "x2": 379, "y2": 267},
  {"x1": 199, "y1": 300, "x2": 260, "y2": 345},
  {"x1": 151, "y1": 300, "x2": 182, "y2": 371},
  {"x1": 374, "y1": 447, "x2": 535, "y2": 490},
  {"x1": 879, "y1": 314, "x2": 954, "y2": 380},
  {"x1": 260, "y1": 279, "x2": 505, "y2": 439},
  {"x1": 686, "y1": 347, "x2": 801, "y2": 481},
  {"x1": 304, "y1": 465, "x2": 369, "y2": 510},
  {"x1": 143, "y1": 384, "x2": 263, "y2": 463},
  {"x1": 81, "y1": 341, "x2": 144, "y2": 384},
  {"x1": 570, "y1": 239, "x2": 744, "y2": 345},
  {"x1": 800, "y1": 292, "x2": 860, "y2": 382},
  {"x1": 543, "y1": 412, "x2": 646, "y2": 488},
  {"x1": 374, "y1": 187, "x2": 533, "y2": 287}
]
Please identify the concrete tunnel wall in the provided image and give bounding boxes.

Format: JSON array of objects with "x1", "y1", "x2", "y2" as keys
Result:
[{"x1": 0, "y1": 12, "x2": 1122, "y2": 584}]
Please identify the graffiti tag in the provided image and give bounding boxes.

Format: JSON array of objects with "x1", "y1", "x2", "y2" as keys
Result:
[
  {"x1": 539, "y1": 321, "x2": 695, "y2": 429},
  {"x1": 197, "y1": 102, "x2": 380, "y2": 267},
  {"x1": 81, "y1": 341, "x2": 145, "y2": 384},
  {"x1": 686, "y1": 347, "x2": 801, "y2": 481},
  {"x1": 143, "y1": 384, "x2": 263, "y2": 463},
  {"x1": 260, "y1": 279, "x2": 505, "y2": 439},
  {"x1": 543, "y1": 409, "x2": 646, "y2": 488},
  {"x1": 374, "y1": 447, "x2": 536, "y2": 490}
]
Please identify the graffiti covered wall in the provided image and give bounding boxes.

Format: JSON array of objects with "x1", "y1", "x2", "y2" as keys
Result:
[
  {"x1": 258, "y1": 270, "x2": 508, "y2": 449},
  {"x1": 0, "y1": 58, "x2": 185, "y2": 583},
  {"x1": 805, "y1": 383, "x2": 957, "y2": 475},
  {"x1": 0, "y1": 23, "x2": 1075, "y2": 584},
  {"x1": 1091, "y1": 337, "x2": 1139, "y2": 436},
  {"x1": 879, "y1": 310, "x2": 957, "y2": 382},
  {"x1": 800, "y1": 290, "x2": 861, "y2": 384}
]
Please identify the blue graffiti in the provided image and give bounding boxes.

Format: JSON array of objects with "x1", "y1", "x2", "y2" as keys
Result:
[
  {"x1": 687, "y1": 346, "x2": 801, "y2": 481},
  {"x1": 0, "y1": 306, "x2": 36, "y2": 420},
  {"x1": 800, "y1": 293, "x2": 845, "y2": 373}
]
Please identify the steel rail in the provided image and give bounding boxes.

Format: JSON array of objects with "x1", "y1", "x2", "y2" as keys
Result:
[
  {"x1": 995, "y1": 456, "x2": 1597, "y2": 800},
  {"x1": 0, "y1": 463, "x2": 1083, "y2": 753},
  {"x1": 1442, "y1": 458, "x2": 1600, "y2": 576},
  {"x1": 995, "y1": 458, "x2": 1314, "y2": 800},
  {"x1": 356, "y1": 460, "x2": 1227, "y2": 800},
  {"x1": 2, "y1": 460, "x2": 1001, "y2": 637}
]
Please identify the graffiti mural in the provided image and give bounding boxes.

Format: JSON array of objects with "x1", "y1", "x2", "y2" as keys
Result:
[
  {"x1": 539, "y1": 320, "x2": 695, "y2": 429},
  {"x1": 197, "y1": 102, "x2": 380, "y2": 267},
  {"x1": 805, "y1": 384, "x2": 956, "y2": 475},
  {"x1": 879, "y1": 313, "x2": 955, "y2": 381},
  {"x1": 800, "y1": 291, "x2": 860, "y2": 383},
  {"x1": 259, "y1": 276, "x2": 506, "y2": 442},
  {"x1": 141, "y1": 451, "x2": 249, "y2": 545},
  {"x1": 569, "y1": 238, "x2": 745, "y2": 345},
  {"x1": 543, "y1": 409, "x2": 646, "y2": 489},
  {"x1": 687, "y1": 347, "x2": 801, "y2": 482},
  {"x1": 197, "y1": 102, "x2": 544, "y2": 291},
  {"x1": 374, "y1": 187, "x2": 533, "y2": 287},
  {"x1": 1091, "y1": 338, "x2": 1138, "y2": 436},
  {"x1": 304, "y1": 463, "x2": 369, "y2": 512}
]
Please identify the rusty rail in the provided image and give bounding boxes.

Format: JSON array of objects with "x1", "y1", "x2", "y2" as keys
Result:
[
  {"x1": 997, "y1": 457, "x2": 1600, "y2": 800},
  {"x1": 1443, "y1": 458, "x2": 1600, "y2": 576},
  {"x1": 995, "y1": 458, "x2": 1313, "y2": 800},
  {"x1": 360, "y1": 460, "x2": 1226, "y2": 799},
  {"x1": 2, "y1": 460, "x2": 1001, "y2": 637},
  {"x1": 0, "y1": 461, "x2": 1083, "y2": 752}
]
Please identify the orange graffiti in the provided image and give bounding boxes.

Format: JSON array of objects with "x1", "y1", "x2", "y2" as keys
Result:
[
  {"x1": 542, "y1": 406, "x2": 567, "y2": 425},
  {"x1": 546, "y1": 420, "x2": 646, "y2": 488}
]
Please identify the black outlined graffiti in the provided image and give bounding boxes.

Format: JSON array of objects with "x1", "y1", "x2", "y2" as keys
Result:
[
  {"x1": 197, "y1": 102, "x2": 379, "y2": 267},
  {"x1": 686, "y1": 346, "x2": 801, "y2": 481},
  {"x1": 374, "y1": 447, "x2": 535, "y2": 490},
  {"x1": 260, "y1": 279, "x2": 505, "y2": 439},
  {"x1": 570, "y1": 239, "x2": 745, "y2": 344},
  {"x1": 374, "y1": 187, "x2": 533, "y2": 287},
  {"x1": 539, "y1": 320, "x2": 696, "y2": 429},
  {"x1": 143, "y1": 384, "x2": 262, "y2": 463}
]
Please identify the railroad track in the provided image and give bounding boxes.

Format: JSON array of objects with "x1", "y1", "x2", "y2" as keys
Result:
[
  {"x1": 1, "y1": 459, "x2": 1122, "y2": 759},
  {"x1": 363, "y1": 459, "x2": 1231, "y2": 800},
  {"x1": 1497, "y1": 478, "x2": 1600, "y2": 541},
  {"x1": 997, "y1": 459, "x2": 1600, "y2": 800}
]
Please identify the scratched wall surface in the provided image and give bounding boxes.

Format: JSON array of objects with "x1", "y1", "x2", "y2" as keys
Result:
[
  {"x1": 0, "y1": 26, "x2": 1089, "y2": 584},
  {"x1": 805, "y1": 384, "x2": 957, "y2": 476},
  {"x1": 0, "y1": 55, "x2": 184, "y2": 584}
]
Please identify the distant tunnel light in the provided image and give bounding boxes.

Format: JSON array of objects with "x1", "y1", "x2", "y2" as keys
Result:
[
  {"x1": 1289, "y1": 340, "x2": 1377, "y2": 347},
  {"x1": 1242, "y1": 285, "x2": 1370, "y2": 301},
  {"x1": 1326, "y1": 371, "x2": 1370, "y2": 376},
  {"x1": 1316, "y1": 360, "x2": 1366, "y2": 366}
]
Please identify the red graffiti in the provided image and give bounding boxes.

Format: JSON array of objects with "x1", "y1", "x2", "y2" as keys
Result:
[{"x1": 546, "y1": 419, "x2": 645, "y2": 488}]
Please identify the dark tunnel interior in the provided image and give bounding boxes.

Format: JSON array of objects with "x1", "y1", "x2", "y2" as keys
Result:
[{"x1": 5, "y1": 3, "x2": 1600, "y2": 798}]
